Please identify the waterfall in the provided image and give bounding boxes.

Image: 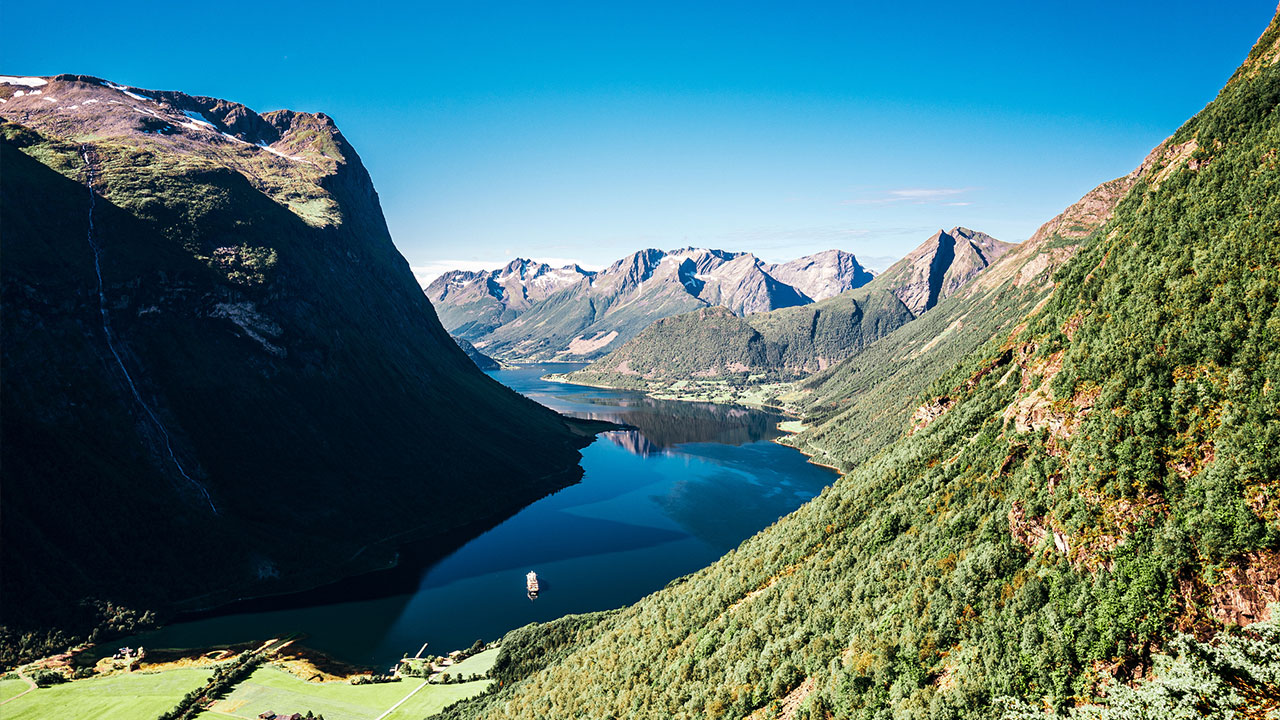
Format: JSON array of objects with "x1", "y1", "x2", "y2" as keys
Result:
[{"x1": 81, "y1": 147, "x2": 218, "y2": 514}]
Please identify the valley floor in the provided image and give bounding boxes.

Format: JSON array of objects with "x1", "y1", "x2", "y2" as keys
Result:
[
  {"x1": 544, "y1": 370, "x2": 799, "y2": 411},
  {"x1": 0, "y1": 646, "x2": 498, "y2": 720}
]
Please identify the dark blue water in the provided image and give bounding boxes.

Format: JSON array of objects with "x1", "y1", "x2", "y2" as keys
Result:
[{"x1": 117, "y1": 364, "x2": 835, "y2": 668}]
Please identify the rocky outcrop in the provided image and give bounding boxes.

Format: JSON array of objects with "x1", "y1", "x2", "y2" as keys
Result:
[
  {"x1": 765, "y1": 250, "x2": 874, "y2": 302},
  {"x1": 873, "y1": 227, "x2": 1013, "y2": 315}
]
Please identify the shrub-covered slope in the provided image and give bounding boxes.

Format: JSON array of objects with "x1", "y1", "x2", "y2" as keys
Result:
[
  {"x1": 0, "y1": 76, "x2": 595, "y2": 663},
  {"x1": 439, "y1": 12, "x2": 1280, "y2": 719}
]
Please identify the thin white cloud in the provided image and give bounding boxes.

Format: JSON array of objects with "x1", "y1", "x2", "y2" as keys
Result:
[
  {"x1": 411, "y1": 257, "x2": 602, "y2": 288},
  {"x1": 846, "y1": 187, "x2": 977, "y2": 206}
]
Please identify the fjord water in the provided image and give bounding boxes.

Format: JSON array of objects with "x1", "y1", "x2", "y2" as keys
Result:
[{"x1": 122, "y1": 365, "x2": 835, "y2": 667}]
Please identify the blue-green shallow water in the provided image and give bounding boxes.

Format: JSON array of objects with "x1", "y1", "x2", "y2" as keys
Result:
[{"x1": 117, "y1": 364, "x2": 836, "y2": 669}]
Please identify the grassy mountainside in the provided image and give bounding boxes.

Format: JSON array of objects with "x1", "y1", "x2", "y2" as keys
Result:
[
  {"x1": 0, "y1": 77, "x2": 596, "y2": 664},
  {"x1": 434, "y1": 12, "x2": 1280, "y2": 718},
  {"x1": 454, "y1": 336, "x2": 501, "y2": 370}
]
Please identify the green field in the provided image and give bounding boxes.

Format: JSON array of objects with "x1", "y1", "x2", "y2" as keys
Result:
[
  {"x1": 0, "y1": 677, "x2": 32, "y2": 703},
  {"x1": 381, "y1": 681, "x2": 493, "y2": 720},
  {"x1": 440, "y1": 647, "x2": 498, "y2": 678},
  {"x1": 196, "y1": 666, "x2": 491, "y2": 720},
  {"x1": 1, "y1": 668, "x2": 212, "y2": 720}
]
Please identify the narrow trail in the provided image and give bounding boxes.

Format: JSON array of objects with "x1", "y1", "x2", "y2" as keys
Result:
[
  {"x1": 81, "y1": 147, "x2": 218, "y2": 514},
  {"x1": 0, "y1": 671, "x2": 38, "y2": 707}
]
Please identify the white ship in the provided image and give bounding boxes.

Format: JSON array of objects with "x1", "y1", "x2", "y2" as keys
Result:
[{"x1": 526, "y1": 571, "x2": 540, "y2": 600}]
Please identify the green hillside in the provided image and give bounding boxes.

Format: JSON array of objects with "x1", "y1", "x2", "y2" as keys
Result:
[
  {"x1": 565, "y1": 288, "x2": 914, "y2": 390},
  {"x1": 433, "y1": 12, "x2": 1280, "y2": 719}
]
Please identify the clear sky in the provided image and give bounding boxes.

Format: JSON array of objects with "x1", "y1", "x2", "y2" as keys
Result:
[{"x1": 3, "y1": 1, "x2": 1274, "y2": 282}]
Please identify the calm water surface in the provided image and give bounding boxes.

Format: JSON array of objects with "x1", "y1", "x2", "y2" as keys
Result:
[{"x1": 121, "y1": 364, "x2": 835, "y2": 668}]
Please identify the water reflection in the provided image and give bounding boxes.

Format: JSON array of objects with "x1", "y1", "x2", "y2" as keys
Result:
[{"x1": 496, "y1": 364, "x2": 786, "y2": 453}]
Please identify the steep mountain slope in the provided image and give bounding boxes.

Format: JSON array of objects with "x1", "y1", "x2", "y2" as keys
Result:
[
  {"x1": 564, "y1": 228, "x2": 1002, "y2": 389},
  {"x1": 434, "y1": 247, "x2": 874, "y2": 362},
  {"x1": 425, "y1": 259, "x2": 594, "y2": 340},
  {"x1": 436, "y1": 12, "x2": 1280, "y2": 718},
  {"x1": 0, "y1": 76, "x2": 597, "y2": 662}
]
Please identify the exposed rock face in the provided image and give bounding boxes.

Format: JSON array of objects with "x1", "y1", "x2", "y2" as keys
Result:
[
  {"x1": 764, "y1": 249, "x2": 874, "y2": 302},
  {"x1": 874, "y1": 227, "x2": 1013, "y2": 315},
  {"x1": 0, "y1": 75, "x2": 593, "y2": 656}
]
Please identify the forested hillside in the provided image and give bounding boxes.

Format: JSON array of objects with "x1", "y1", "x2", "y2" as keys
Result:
[{"x1": 432, "y1": 12, "x2": 1280, "y2": 718}]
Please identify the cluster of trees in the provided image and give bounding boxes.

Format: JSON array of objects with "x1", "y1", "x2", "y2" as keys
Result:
[
  {"x1": 426, "y1": 14, "x2": 1280, "y2": 719},
  {"x1": 156, "y1": 649, "x2": 264, "y2": 720},
  {"x1": 28, "y1": 668, "x2": 68, "y2": 688},
  {"x1": 0, "y1": 597, "x2": 159, "y2": 669},
  {"x1": 349, "y1": 673, "x2": 399, "y2": 685}
]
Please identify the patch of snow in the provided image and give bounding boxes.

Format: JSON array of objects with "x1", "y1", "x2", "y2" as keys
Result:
[
  {"x1": 82, "y1": 98, "x2": 100, "y2": 104},
  {"x1": 0, "y1": 76, "x2": 47, "y2": 87},
  {"x1": 694, "y1": 273, "x2": 716, "y2": 281},
  {"x1": 28, "y1": 90, "x2": 42, "y2": 95},
  {"x1": 42, "y1": 96, "x2": 56, "y2": 103},
  {"x1": 0, "y1": 98, "x2": 6, "y2": 104},
  {"x1": 256, "y1": 141, "x2": 309, "y2": 163},
  {"x1": 220, "y1": 131, "x2": 250, "y2": 145},
  {"x1": 182, "y1": 109, "x2": 216, "y2": 129},
  {"x1": 105, "y1": 82, "x2": 150, "y2": 102}
]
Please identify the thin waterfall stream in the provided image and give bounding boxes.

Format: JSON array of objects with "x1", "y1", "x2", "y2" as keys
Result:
[{"x1": 81, "y1": 148, "x2": 217, "y2": 514}]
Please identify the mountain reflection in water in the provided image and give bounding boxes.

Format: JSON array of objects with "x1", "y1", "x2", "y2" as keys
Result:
[{"x1": 507, "y1": 365, "x2": 787, "y2": 454}]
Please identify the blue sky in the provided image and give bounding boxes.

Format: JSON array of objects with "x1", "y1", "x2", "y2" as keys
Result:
[{"x1": 3, "y1": 1, "x2": 1274, "y2": 282}]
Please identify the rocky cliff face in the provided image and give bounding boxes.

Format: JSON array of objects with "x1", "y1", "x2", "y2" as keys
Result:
[
  {"x1": 0, "y1": 75, "x2": 594, "y2": 660},
  {"x1": 764, "y1": 249, "x2": 875, "y2": 302}
]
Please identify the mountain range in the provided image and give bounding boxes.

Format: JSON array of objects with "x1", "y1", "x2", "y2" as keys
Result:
[
  {"x1": 564, "y1": 227, "x2": 1011, "y2": 387},
  {"x1": 426, "y1": 247, "x2": 876, "y2": 361},
  {"x1": 0, "y1": 75, "x2": 600, "y2": 662}
]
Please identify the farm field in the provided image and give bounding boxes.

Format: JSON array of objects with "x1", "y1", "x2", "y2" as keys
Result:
[
  {"x1": 1, "y1": 668, "x2": 213, "y2": 720},
  {"x1": 196, "y1": 666, "x2": 491, "y2": 720}
]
